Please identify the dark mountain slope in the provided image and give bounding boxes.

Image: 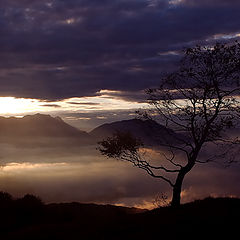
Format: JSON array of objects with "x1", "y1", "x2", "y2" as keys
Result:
[{"x1": 90, "y1": 118, "x2": 183, "y2": 146}]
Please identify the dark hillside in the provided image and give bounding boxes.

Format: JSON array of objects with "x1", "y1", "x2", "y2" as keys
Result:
[{"x1": 0, "y1": 192, "x2": 239, "y2": 240}]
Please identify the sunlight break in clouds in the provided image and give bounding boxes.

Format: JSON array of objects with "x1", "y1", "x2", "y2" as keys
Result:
[
  {"x1": 1, "y1": 162, "x2": 68, "y2": 172},
  {"x1": 0, "y1": 97, "x2": 43, "y2": 115},
  {"x1": 0, "y1": 90, "x2": 147, "y2": 116}
]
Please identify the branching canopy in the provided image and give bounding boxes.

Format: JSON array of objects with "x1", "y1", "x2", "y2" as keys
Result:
[{"x1": 98, "y1": 42, "x2": 240, "y2": 191}]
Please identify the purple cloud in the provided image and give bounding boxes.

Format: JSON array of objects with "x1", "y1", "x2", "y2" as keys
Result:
[{"x1": 0, "y1": 0, "x2": 239, "y2": 101}]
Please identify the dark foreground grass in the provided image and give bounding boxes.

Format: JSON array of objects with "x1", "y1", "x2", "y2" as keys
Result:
[{"x1": 0, "y1": 192, "x2": 239, "y2": 240}]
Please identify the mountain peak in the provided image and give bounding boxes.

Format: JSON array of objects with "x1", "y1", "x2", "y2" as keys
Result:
[
  {"x1": 0, "y1": 114, "x2": 89, "y2": 139},
  {"x1": 90, "y1": 118, "x2": 179, "y2": 146},
  {"x1": 22, "y1": 114, "x2": 64, "y2": 122},
  {"x1": 23, "y1": 113, "x2": 53, "y2": 120}
]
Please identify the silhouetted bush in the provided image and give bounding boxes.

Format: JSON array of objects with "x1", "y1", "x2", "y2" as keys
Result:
[
  {"x1": 0, "y1": 191, "x2": 13, "y2": 203},
  {"x1": 17, "y1": 194, "x2": 43, "y2": 207}
]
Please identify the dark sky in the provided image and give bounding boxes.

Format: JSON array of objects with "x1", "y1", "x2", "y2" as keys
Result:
[{"x1": 1, "y1": 0, "x2": 240, "y2": 101}]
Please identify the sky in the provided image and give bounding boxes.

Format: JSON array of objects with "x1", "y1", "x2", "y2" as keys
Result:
[{"x1": 1, "y1": 0, "x2": 240, "y2": 130}]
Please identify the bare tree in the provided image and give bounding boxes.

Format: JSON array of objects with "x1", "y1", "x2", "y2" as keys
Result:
[{"x1": 98, "y1": 42, "x2": 240, "y2": 207}]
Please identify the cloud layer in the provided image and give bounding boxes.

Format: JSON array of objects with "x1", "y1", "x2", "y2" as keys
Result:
[{"x1": 1, "y1": 0, "x2": 240, "y2": 100}]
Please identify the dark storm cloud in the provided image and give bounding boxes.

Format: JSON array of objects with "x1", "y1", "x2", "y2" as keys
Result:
[
  {"x1": 182, "y1": 0, "x2": 240, "y2": 7},
  {"x1": 0, "y1": 0, "x2": 240, "y2": 100}
]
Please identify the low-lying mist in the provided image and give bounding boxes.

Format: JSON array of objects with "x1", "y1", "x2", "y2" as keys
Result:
[{"x1": 0, "y1": 139, "x2": 239, "y2": 209}]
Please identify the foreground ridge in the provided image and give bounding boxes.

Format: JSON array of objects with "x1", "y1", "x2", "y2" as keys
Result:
[{"x1": 0, "y1": 193, "x2": 239, "y2": 240}]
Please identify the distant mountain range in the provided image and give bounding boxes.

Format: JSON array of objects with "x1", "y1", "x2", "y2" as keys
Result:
[
  {"x1": 0, "y1": 114, "x2": 182, "y2": 147},
  {"x1": 0, "y1": 114, "x2": 90, "y2": 146},
  {"x1": 0, "y1": 114, "x2": 88, "y2": 138}
]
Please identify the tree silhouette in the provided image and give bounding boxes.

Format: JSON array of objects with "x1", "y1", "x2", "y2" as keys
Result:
[{"x1": 98, "y1": 42, "x2": 240, "y2": 207}]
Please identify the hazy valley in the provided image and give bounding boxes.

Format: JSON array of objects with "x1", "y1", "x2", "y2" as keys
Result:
[{"x1": 0, "y1": 114, "x2": 239, "y2": 208}]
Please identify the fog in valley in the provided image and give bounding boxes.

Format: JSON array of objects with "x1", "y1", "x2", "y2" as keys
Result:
[{"x1": 0, "y1": 138, "x2": 239, "y2": 209}]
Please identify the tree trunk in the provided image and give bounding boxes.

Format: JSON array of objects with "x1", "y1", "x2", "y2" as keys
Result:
[
  {"x1": 171, "y1": 171, "x2": 185, "y2": 207},
  {"x1": 171, "y1": 161, "x2": 196, "y2": 207}
]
